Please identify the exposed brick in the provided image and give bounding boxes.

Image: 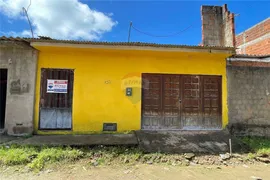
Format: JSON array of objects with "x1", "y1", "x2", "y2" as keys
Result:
[
  {"x1": 236, "y1": 18, "x2": 270, "y2": 55},
  {"x1": 237, "y1": 38, "x2": 270, "y2": 55}
]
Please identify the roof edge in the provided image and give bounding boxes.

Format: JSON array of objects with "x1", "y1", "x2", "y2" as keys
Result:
[
  {"x1": 30, "y1": 41, "x2": 235, "y2": 54},
  {"x1": 227, "y1": 54, "x2": 270, "y2": 62},
  {"x1": 1, "y1": 36, "x2": 235, "y2": 53}
]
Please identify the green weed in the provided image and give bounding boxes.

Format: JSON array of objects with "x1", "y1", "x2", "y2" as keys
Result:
[
  {"x1": 241, "y1": 137, "x2": 270, "y2": 156},
  {"x1": 0, "y1": 145, "x2": 38, "y2": 165},
  {"x1": 1, "y1": 137, "x2": 268, "y2": 172},
  {"x1": 28, "y1": 147, "x2": 84, "y2": 170}
]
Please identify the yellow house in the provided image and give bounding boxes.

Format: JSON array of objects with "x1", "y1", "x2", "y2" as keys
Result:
[{"x1": 31, "y1": 40, "x2": 234, "y2": 135}]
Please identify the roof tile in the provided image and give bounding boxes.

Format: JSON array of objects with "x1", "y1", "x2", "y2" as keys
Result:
[{"x1": 0, "y1": 36, "x2": 235, "y2": 51}]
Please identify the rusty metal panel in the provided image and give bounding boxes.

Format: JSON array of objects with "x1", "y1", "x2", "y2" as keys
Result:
[
  {"x1": 40, "y1": 109, "x2": 72, "y2": 129},
  {"x1": 39, "y1": 68, "x2": 74, "y2": 130}
]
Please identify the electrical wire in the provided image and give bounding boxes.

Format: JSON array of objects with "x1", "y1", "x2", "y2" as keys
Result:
[
  {"x1": 130, "y1": 6, "x2": 237, "y2": 39},
  {"x1": 22, "y1": 0, "x2": 33, "y2": 38},
  {"x1": 26, "y1": 0, "x2": 31, "y2": 12},
  {"x1": 131, "y1": 24, "x2": 192, "y2": 38}
]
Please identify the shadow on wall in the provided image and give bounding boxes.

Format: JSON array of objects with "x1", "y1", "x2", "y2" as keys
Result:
[{"x1": 227, "y1": 123, "x2": 270, "y2": 138}]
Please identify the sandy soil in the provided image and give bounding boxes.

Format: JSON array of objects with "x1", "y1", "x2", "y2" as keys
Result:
[{"x1": 1, "y1": 161, "x2": 269, "y2": 180}]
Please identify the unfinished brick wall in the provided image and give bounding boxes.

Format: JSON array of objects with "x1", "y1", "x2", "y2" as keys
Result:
[
  {"x1": 236, "y1": 18, "x2": 270, "y2": 55},
  {"x1": 227, "y1": 60, "x2": 270, "y2": 137},
  {"x1": 201, "y1": 4, "x2": 235, "y2": 47}
]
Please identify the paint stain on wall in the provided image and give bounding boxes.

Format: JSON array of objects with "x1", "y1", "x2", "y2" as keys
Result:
[{"x1": 10, "y1": 79, "x2": 29, "y2": 94}]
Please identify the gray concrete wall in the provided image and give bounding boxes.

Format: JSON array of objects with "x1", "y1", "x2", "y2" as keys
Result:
[
  {"x1": 227, "y1": 64, "x2": 270, "y2": 137},
  {"x1": 0, "y1": 40, "x2": 38, "y2": 135},
  {"x1": 135, "y1": 130, "x2": 247, "y2": 153}
]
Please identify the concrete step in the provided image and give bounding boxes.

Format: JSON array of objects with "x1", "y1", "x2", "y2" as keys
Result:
[
  {"x1": 5, "y1": 134, "x2": 138, "y2": 146},
  {"x1": 135, "y1": 130, "x2": 246, "y2": 153}
]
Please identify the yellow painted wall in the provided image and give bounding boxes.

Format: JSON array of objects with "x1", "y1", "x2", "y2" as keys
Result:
[{"x1": 34, "y1": 47, "x2": 230, "y2": 134}]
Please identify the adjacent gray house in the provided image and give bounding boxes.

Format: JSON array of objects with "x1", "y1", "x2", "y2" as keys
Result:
[{"x1": 0, "y1": 37, "x2": 38, "y2": 135}]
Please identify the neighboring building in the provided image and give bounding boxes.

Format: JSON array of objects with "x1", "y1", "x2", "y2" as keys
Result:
[
  {"x1": 0, "y1": 38, "x2": 38, "y2": 135},
  {"x1": 236, "y1": 18, "x2": 270, "y2": 55},
  {"x1": 201, "y1": 6, "x2": 270, "y2": 56},
  {"x1": 228, "y1": 17, "x2": 270, "y2": 137},
  {"x1": 227, "y1": 54, "x2": 270, "y2": 137}
]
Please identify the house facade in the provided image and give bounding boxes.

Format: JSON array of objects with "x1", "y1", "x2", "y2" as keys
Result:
[
  {"x1": 0, "y1": 4, "x2": 240, "y2": 136},
  {"x1": 30, "y1": 40, "x2": 234, "y2": 134}
]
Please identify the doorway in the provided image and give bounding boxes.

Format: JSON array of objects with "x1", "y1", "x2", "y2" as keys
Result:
[
  {"x1": 0, "y1": 69, "x2": 8, "y2": 129},
  {"x1": 141, "y1": 73, "x2": 222, "y2": 130},
  {"x1": 39, "y1": 68, "x2": 74, "y2": 130}
]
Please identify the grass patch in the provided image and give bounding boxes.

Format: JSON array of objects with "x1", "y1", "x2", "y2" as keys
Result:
[
  {"x1": 0, "y1": 145, "x2": 84, "y2": 170},
  {"x1": 0, "y1": 145, "x2": 145, "y2": 170},
  {"x1": 241, "y1": 137, "x2": 270, "y2": 156},
  {"x1": 84, "y1": 146, "x2": 144, "y2": 165},
  {"x1": 28, "y1": 147, "x2": 84, "y2": 170},
  {"x1": 0, "y1": 145, "x2": 38, "y2": 165},
  {"x1": 2, "y1": 138, "x2": 269, "y2": 171}
]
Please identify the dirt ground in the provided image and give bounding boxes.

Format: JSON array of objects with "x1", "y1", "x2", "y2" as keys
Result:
[{"x1": 1, "y1": 161, "x2": 269, "y2": 180}]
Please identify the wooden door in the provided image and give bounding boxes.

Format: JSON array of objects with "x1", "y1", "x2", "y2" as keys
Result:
[
  {"x1": 201, "y1": 76, "x2": 222, "y2": 129},
  {"x1": 182, "y1": 75, "x2": 202, "y2": 129},
  {"x1": 142, "y1": 74, "x2": 181, "y2": 130},
  {"x1": 141, "y1": 74, "x2": 163, "y2": 129},
  {"x1": 142, "y1": 73, "x2": 222, "y2": 130},
  {"x1": 163, "y1": 75, "x2": 181, "y2": 129},
  {"x1": 39, "y1": 68, "x2": 74, "y2": 130}
]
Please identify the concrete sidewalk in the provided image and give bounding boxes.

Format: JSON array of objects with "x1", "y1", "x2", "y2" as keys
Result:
[
  {"x1": 0, "y1": 135, "x2": 24, "y2": 144},
  {"x1": 0, "y1": 134, "x2": 138, "y2": 146},
  {"x1": 0, "y1": 131, "x2": 245, "y2": 153}
]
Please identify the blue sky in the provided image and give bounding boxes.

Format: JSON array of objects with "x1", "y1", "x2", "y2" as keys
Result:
[{"x1": 0, "y1": 0, "x2": 269, "y2": 45}]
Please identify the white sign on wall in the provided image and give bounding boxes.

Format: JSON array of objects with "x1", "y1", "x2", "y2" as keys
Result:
[{"x1": 47, "y1": 79, "x2": 68, "y2": 93}]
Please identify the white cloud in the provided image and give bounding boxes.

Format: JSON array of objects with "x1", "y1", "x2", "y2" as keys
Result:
[{"x1": 0, "y1": 0, "x2": 117, "y2": 40}]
